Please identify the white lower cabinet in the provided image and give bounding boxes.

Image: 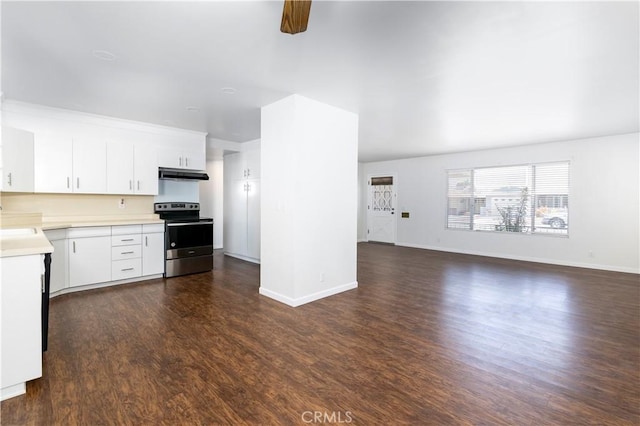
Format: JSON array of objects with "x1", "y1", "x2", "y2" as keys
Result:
[
  {"x1": 1, "y1": 254, "x2": 43, "y2": 400},
  {"x1": 142, "y1": 224, "x2": 165, "y2": 276},
  {"x1": 68, "y1": 227, "x2": 111, "y2": 287},
  {"x1": 46, "y1": 223, "x2": 164, "y2": 296}
]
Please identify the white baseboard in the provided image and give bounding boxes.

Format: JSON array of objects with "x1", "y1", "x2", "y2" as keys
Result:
[
  {"x1": 1, "y1": 382, "x2": 26, "y2": 401},
  {"x1": 224, "y1": 252, "x2": 260, "y2": 264},
  {"x1": 395, "y1": 242, "x2": 639, "y2": 274},
  {"x1": 49, "y1": 274, "x2": 163, "y2": 299},
  {"x1": 259, "y1": 281, "x2": 358, "y2": 307}
]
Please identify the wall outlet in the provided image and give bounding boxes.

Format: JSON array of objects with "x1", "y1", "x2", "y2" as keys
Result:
[{"x1": 119, "y1": 198, "x2": 126, "y2": 209}]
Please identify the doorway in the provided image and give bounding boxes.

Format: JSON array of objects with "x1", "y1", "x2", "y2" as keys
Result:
[{"x1": 367, "y1": 175, "x2": 397, "y2": 244}]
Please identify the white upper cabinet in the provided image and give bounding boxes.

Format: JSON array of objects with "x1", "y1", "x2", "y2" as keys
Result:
[
  {"x1": 134, "y1": 143, "x2": 158, "y2": 195},
  {"x1": 4, "y1": 101, "x2": 206, "y2": 195},
  {"x1": 158, "y1": 146, "x2": 206, "y2": 170},
  {"x1": 106, "y1": 140, "x2": 134, "y2": 194},
  {"x1": 1, "y1": 127, "x2": 34, "y2": 192},
  {"x1": 106, "y1": 141, "x2": 158, "y2": 195},
  {"x1": 34, "y1": 134, "x2": 106, "y2": 194},
  {"x1": 34, "y1": 133, "x2": 73, "y2": 193},
  {"x1": 72, "y1": 137, "x2": 107, "y2": 194}
]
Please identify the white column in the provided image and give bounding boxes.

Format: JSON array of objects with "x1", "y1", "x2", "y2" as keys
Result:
[{"x1": 260, "y1": 95, "x2": 359, "y2": 306}]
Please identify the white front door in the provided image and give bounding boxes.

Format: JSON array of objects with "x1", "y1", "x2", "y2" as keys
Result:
[{"x1": 367, "y1": 175, "x2": 396, "y2": 243}]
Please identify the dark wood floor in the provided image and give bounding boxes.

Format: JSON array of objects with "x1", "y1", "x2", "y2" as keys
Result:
[{"x1": 2, "y1": 243, "x2": 639, "y2": 425}]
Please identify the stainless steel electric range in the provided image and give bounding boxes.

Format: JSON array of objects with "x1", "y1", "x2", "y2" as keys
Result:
[{"x1": 154, "y1": 202, "x2": 213, "y2": 278}]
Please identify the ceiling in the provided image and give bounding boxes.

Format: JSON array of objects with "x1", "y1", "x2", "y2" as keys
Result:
[{"x1": 2, "y1": 1, "x2": 638, "y2": 162}]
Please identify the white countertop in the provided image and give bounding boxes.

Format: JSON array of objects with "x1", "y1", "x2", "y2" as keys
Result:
[
  {"x1": 42, "y1": 215, "x2": 164, "y2": 230},
  {"x1": 0, "y1": 213, "x2": 164, "y2": 258},
  {"x1": 0, "y1": 227, "x2": 54, "y2": 258}
]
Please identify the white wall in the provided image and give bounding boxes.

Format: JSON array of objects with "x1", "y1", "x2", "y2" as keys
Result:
[
  {"x1": 199, "y1": 159, "x2": 224, "y2": 249},
  {"x1": 155, "y1": 180, "x2": 199, "y2": 203},
  {"x1": 360, "y1": 133, "x2": 640, "y2": 273},
  {"x1": 261, "y1": 95, "x2": 359, "y2": 306}
]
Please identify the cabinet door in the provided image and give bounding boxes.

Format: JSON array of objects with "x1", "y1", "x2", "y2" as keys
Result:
[
  {"x1": 106, "y1": 140, "x2": 134, "y2": 194},
  {"x1": 157, "y1": 147, "x2": 182, "y2": 169},
  {"x1": 244, "y1": 149, "x2": 261, "y2": 179},
  {"x1": 134, "y1": 143, "x2": 158, "y2": 195},
  {"x1": 1, "y1": 127, "x2": 34, "y2": 192},
  {"x1": 1, "y1": 254, "x2": 43, "y2": 391},
  {"x1": 246, "y1": 179, "x2": 261, "y2": 260},
  {"x1": 73, "y1": 137, "x2": 107, "y2": 193},
  {"x1": 34, "y1": 133, "x2": 73, "y2": 193},
  {"x1": 224, "y1": 179, "x2": 248, "y2": 256},
  {"x1": 142, "y1": 232, "x2": 165, "y2": 276},
  {"x1": 68, "y1": 236, "x2": 111, "y2": 287},
  {"x1": 224, "y1": 152, "x2": 244, "y2": 180},
  {"x1": 183, "y1": 150, "x2": 206, "y2": 171}
]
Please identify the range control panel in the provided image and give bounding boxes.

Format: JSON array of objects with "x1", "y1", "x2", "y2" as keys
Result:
[{"x1": 154, "y1": 202, "x2": 200, "y2": 212}]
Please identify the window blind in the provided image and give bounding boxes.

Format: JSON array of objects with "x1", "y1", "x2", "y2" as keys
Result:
[{"x1": 446, "y1": 162, "x2": 569, "y2": 236}]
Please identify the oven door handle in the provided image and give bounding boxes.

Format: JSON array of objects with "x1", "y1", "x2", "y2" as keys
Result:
[{"x1": 166, "y1": 222, "x2": 213, "y2": 227}]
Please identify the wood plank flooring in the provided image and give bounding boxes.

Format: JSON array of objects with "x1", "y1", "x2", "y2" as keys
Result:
[{"x1": 2, "y1": 243, "x2": 639, "y2": 425}]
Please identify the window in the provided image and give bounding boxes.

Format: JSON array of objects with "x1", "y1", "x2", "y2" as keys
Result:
[{"x1": 446, "y1": 162, "x2": 569, "y2": 236}]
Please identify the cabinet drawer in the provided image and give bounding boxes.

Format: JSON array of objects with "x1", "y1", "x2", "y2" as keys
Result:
[
  {"x1": 112, "y1": 258, "x2": 142, "y2": 280},
  {"x1": 112, "y1": 234, "x2": 142, "y2": 246},
  {"x1": 111, "y1": 245, "x2": 142, "y2": 261}
]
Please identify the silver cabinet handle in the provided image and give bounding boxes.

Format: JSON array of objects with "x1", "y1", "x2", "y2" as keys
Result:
[
  {"x1": 67, "y1": 177, "x2": 70, "y2": 189},
  {"x1": 185, "y1": 157, "x2": 189, "y2": 167},
  {"x1": 129, "y1": 180, "x2": 132, "y2": 190},
  {"x1": 76, "y1": 177, "x2": 80, "y2": 189},
  {"x1": 7, "y1": 172, "x2": 12, "y2": 186},
  {"x1": 121, "y1": 268, "x2": 134, "y2": 272},
  {"x1": 243, "y1": 169, "x2": 247, "y2": 178},
  {"x1": 73, "y1": 241, "x2": 76, "y2": 253},
  {"x1": 121, "y1": 238, "x2": 134, "y2": 242},
  {"x1": 179, "y1": 156, "x2": 183, "y2": 167},
  {"x1": 137, "y1": 180, "x2": 140, "y2": 191},
  {"x1": 247, "y1": 168, "x2": 250, "y2": 177},
  {"x1": 145, "y1": 236, "x2": 148, "y2": 246},
  {"x1": 121, "y1": 251, "x2": 134, "y2": 255}
]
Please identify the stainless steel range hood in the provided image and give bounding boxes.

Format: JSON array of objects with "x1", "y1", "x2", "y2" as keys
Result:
[{"x1": 158, "y1": 168, "x2": 209, "y2": 181}]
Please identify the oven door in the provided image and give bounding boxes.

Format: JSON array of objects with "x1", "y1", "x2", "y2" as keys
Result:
[{"x1": 166, "y1": 222, "x2": 213, "y2": 259}]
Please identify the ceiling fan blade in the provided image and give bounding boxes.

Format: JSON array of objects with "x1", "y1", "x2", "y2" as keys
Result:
[{"x1": 280, "y1": 0, "x2": 312, "y2": 35}]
